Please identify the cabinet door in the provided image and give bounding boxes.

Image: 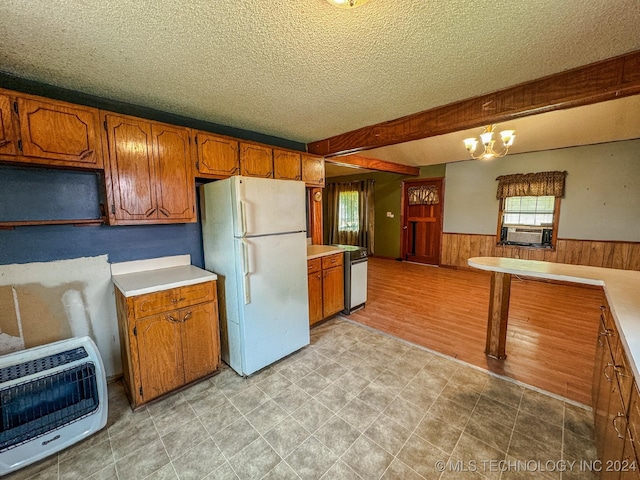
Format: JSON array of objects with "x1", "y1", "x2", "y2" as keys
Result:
[
  {"x1": 105, "y1": 115, "x2": 157, "y2": 222},
  {"x1": 0, "y1": 93, "x2": 18, "y2": 156},
  {"x1": 273, "y1": 149, "x2": 301, "y2": 181},
  {"x1": 181, "y1": 301, "x2": 220, "y2": 384},
  {"x1": 17, "y1": 96, "x2": 102, "y2": 167},
  {"x1": 308, "y1": 272, "x2": 323, "y2": 326},
  {"x1": 302, "y1": 154, "x2": 325, "y2": 187},
  {"x1": 602, "y1": 379, "x2": 627, "y2": 480},
  {"x1": 196, "y1": 132, "x2": 239, "y2": 178},
  {"x1": 240, "y1": 143, "x2": 273, "y2": 178},
  {"x1": 136, "y1": 312, "x2": 184, "y2": 402},
  {"x1": 323, "y1": 265, "x2": 344, "y2": 318},
  {"x1": 152, "y1": 124, "x2": 195, "y2": 222}
]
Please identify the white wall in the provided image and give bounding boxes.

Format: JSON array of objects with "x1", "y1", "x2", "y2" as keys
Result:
[
  {"x1": 0, "y1": 255, "x2": 121, "y2": 377},
  {"x1": 443, "y1": 139, "x2": 640, "y2": 241}
]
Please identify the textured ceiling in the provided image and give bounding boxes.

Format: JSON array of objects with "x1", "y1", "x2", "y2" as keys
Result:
[{"x1": 0, "y1": 0, "x2": 639, "y2": 150}]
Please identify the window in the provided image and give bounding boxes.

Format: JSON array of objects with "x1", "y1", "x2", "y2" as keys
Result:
[
  {"x1": 338, "y1": 190, "x2": 359, "y2": 232},
  {"x1": 503, "y1": 196, "x2": 555, "y2": 227},
  {"x1": 495, "y1": 171, "x2": 566, "y2": 249},
  {"x1": 498, "y1": 195, "x2": 560, "y2": 248}
]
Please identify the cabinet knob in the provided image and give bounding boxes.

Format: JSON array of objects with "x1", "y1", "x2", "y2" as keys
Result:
[
  {"x1": 170, "y1": 297, "x2": 186, "y2": 304},
  {"x1": 183, "y1": 311, "x2": 192, "y2": 322},
  {"x1": 166, "y1": 314, "x2": 179, "y2": 323}
]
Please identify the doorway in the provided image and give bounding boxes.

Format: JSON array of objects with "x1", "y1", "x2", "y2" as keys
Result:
[{"x1": 401, "y1": 178, "x2": 444, "y2": 265}]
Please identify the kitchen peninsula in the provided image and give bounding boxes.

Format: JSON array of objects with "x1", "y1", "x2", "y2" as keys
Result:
[{"x1": 469, "y1": 256, "x2": 640, "y2": 475}]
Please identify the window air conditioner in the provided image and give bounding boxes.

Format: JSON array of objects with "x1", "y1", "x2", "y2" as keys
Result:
[{"x1": 506, "y1": 228, "x2": 543, "y2": 244}]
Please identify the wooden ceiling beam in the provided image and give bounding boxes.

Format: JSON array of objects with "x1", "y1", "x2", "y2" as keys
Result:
[
  {"x1": 327, "y1": 155, "x2": 420, "y2": 176},
  {"x1": 308, "y1": 50, "x2": 640, "y2": 157}
]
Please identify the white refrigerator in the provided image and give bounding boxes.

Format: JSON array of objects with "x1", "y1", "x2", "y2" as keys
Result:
[{"x1": 200, "y1": 176, "x2": 310, "y2": 376}]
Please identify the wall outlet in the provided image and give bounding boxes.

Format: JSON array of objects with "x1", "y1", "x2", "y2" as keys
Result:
[{"x1": 386, "y1": 212, "x2": 395, "y2": 218}]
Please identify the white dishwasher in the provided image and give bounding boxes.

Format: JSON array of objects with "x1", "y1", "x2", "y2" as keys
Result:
[{"x1": 332, "y1": 245, "x2": 368, "y2": 314}]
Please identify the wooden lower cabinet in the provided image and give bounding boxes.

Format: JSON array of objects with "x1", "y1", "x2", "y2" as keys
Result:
[
  {"x1": 307, "y1": 253, "x2": 344, "y2": 326},
  {"x1": 593, "y1": 300, "x2": 640, "y2": 479},
  {"x1": 116, "y1": 281, "x2": 221, "y2": 409},
  {"x1": 307, "y1": 258, "x2": 323, "y2": 325}
]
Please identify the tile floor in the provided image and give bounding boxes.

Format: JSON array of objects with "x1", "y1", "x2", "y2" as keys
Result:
[{"x1": 8, "y1": 318, "x2": 597, "y2": 480}]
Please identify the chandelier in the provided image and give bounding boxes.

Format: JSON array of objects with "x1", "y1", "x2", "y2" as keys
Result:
[
  {"x1": 463, "y1": 125, "x2": 515, "y2": 160},
  {"x1": 325, "y1": 0, "x2": 370, "y2": 8}
]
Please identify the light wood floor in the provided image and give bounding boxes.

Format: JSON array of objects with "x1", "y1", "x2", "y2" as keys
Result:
[{"x1": 347, "y1": 257, "x2": 602, "y2": 405}]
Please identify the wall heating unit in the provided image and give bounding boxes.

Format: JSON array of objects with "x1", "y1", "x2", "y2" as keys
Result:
[{"x1": 0, "y1": 336, "x2": 108, "y2": 475}]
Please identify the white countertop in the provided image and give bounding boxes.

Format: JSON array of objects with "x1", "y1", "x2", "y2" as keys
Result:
[
  {"x1": 469, "y1": 256, "x2": 640, "y2": 381},
  {"x1": 111, "y1": 255, "x2": 217, "y2": 297},
  {"x1": 307, "y1": 245, "x2": 345, "y2": 260}
]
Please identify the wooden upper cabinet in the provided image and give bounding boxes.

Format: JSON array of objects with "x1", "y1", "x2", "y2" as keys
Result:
[
  {"x1": 17, "y1": 95, "x2": 103, "y2": 168},
  {"x1": 302, "y1": 154, "x2": 325, "y2": 187},
  {"x1": 104, "y1": 113, "x2": 195, "y2": 225},
  {"x1": 152, "y1": 124, "x2": 195, "y2": 221},
  {"x1": 0, "y1": 93, "x2": 18, "y2": 156},
  {"x1": 194, "y1": 131, "x2": 239, "y2": 178},
  {"x1": 273, "y1": 149, "x2": 301, "y2": 181},
  {"x1": 240, "y1": 142, "x2": 273, "y2": 178}
]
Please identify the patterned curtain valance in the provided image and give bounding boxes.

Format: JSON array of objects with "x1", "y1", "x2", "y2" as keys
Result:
[
  {"x1": 408, "y1": 185, "x2": 440, "y2": 205},
  {"x1": 496, "y1": 171, "x2": 567, "y2": 199}
]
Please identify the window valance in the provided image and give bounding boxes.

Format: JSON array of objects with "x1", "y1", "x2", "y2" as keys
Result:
[{"x1": 496, "y1": 171, "x2": 567, "y2": 199}]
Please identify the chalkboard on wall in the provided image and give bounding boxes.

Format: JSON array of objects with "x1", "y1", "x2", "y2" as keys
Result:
[{"x1": 0, "y1": 165, "x2": 102, "y2": 223}]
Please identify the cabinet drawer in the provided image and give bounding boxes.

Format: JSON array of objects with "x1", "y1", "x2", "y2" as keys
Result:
[
  {"x1": 133, "y1": 282, "x2": 215, "y2": 318},
  {"x1": 322, "y1": 253, "x2": 343, "y2": 270},
  {"x1": 307, "y1": 258, "x2": 321, "y2": 274}
]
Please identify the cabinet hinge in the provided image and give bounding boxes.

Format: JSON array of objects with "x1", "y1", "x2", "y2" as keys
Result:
[
  {"x1": 139, "y1": 386, "x2": 143, "y2": 397},
  {"x1": 133, "y1": 326, "x2": 137, "y2": 337},
  {"x1": 194, "y1": 136, "x2": 198, "y2": 145},
  {"x1": 196, "y1": 160, "x2": 199, "y2": 170},
  {"x1": 111, "y1": 204, "x2": 115, "y2": 214},
  {"x1": 17, "y1": 139, "x2": 22, "y2": 152},
  {"x1": 103, "y1": 119, "x2": 108, "y2": 132},
  {"x1": 12, "y1": 102, "x2": 18, "y2": 115}
]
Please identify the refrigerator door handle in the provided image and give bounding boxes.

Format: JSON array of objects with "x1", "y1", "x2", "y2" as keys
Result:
[
  {"x1": 237, "y1": 200, "x2": 248, "y2": 237},
  {"x1": 241, "y1": 238, "x2": 251, "y2": 304}
]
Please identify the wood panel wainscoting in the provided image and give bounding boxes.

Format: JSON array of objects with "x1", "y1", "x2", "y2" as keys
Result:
[
  {"x1": 441, "y1": 233, "x2": 640, "y2": 271},
  {"x1": 348, "y1": 257, "x2": 602, "y2": 405}
]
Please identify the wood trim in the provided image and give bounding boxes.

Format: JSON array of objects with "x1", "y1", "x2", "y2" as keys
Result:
[
  {"x1": 327, "y1": 154, "x2": 420, "y2": 176},
  {"x1": 309, "y1": 187, "x2": 323, "y2": 245},
  {"x1": 0, "y1": 219, "x2": 103, "y2": 228},
  {"x1": 308, "y1": 50, "x2": 640, "y2": 157},
  {"x1": 441, "y1": 233, "x2": 640, "y2": 271}
]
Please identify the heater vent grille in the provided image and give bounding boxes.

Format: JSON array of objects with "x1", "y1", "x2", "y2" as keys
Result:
[{"x1": 0, "y1": 347, "x2": 89, "y2": 383}]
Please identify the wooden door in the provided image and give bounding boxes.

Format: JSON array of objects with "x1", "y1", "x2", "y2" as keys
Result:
[
  {"x1": 240, "y1": 143, "x2": 273, "y2": 178},
  {"x1": 322, "y1": 266, "x2": 344, "y2": 318},
  {"x1": 302, "y1": 154, "x2": 325, "y2": 187},
  {"x1": 0, "y1": 93, "x2": 18, "y2": 156},
  {"x1": 195, "y1": 132, "x2": 239, "y2": 178},
  {"x1": 181, "y1": 302, "x2": 220, "y2": 384},
  {"x1": 105, "y1": 115, "x2": 157, "y2": 222},
  {"x1": 136, "y1": 312, "x2": 184, "y2": 402},
  {"x1": 401, "y1": 178, "x2": 444, "y2": 265},
  {"x1": 273, "y1": 149, "x2": 301, "y2": 181},
  {"x1": 152, "y1": 123, "x2": 195, "y2": 222},
  {"x1": 17, "y1": 96, "x2": 102, "y2": 167}
]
